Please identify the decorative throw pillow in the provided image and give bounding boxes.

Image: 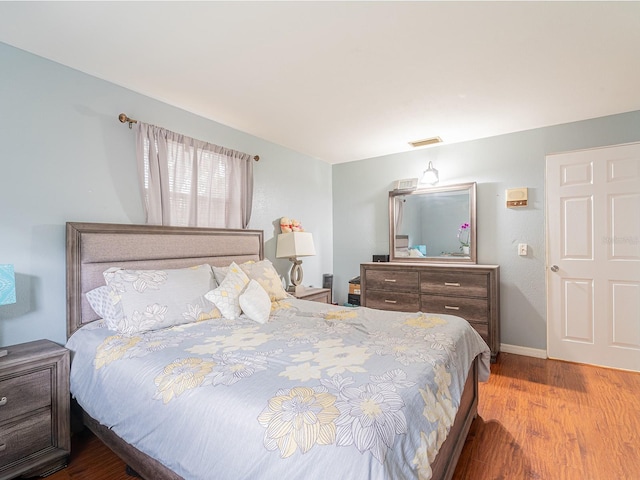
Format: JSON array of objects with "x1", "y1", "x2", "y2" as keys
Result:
[
  {"x1": 86, "y1": 285, "x2": 124, "y2": 329},
  {"x1": 239, "y1": 280, "x2": 271, "y2": 324},
  {"x1": 205, "y1": 262, "x2": 250, "y2": 320},
  {"x1": 239, "y1": 259, "x2": 288, "y2": 301},
  {"x1": 103, "y1": 264, "x2": 216, "y2": 335},
  {"x1": 211, "y1": 265, "x2": 229, "y2": 285}
]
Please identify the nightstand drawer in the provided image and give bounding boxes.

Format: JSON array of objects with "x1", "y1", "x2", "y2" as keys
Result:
[
  {"x1": 421, "y1": 294, "x2": 488, "y2": 323},
  {"x1": 293, "y1": 288, "x2": 331, "y2": 303},
  {"x1": 0, "y1": 369, "x2": 51, "y2": 423},
  {"x1": 0, "y1": 409, "x2": 52, "y2": 466},
  {"x1": 365, "y1": 291, "x2": 420, "y2": 312}
]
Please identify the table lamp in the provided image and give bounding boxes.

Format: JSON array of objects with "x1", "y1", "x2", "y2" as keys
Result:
[
  {"x1": 276, "y1": 232, "x2": 316, "y2": 295},
  {"x1": 0, "y1": 264, "x2": 16, "y2": 357}
]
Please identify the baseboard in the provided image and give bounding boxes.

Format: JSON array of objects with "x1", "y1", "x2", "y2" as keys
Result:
[{"x1": 500, "y1": 343, "x2": 547, "y2": 359}]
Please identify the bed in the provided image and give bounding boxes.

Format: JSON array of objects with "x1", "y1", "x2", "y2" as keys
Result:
[{"x1": 65, "y1": 222, "x2": 490, "y2": 480}]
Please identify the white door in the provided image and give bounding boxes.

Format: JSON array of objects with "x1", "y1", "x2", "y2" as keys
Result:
[{"x1": 546, "y1": 142, "x2": 640, "y2": 372}]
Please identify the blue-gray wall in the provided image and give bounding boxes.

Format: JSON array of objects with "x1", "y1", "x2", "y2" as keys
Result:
[
  {"x1": 0, "y1": 43, "x2": 332, "y2": 347},
  {"x1": 2, "y1": 41, "x2": 639, "y2": 354},
  {"x1": 332, "y1": 111, "x2": 640, "y2": 350}
]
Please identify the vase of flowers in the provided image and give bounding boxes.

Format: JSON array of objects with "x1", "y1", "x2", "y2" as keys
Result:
[{"x1": 458, "y1": 222, "x2": 470, "y2": 254}]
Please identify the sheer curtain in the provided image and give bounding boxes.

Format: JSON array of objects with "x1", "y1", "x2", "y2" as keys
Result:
[{"x1": 135, "y1": 122, "x2": 253, "y2": 228}]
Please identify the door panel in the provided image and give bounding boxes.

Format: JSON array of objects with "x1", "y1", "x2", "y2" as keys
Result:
[
  {"x1": 562, "y1": 196, "x2": 592, "y2": 258},
  {"x1": 562, "y1": 278, "x2": 593, "y2": 342}
]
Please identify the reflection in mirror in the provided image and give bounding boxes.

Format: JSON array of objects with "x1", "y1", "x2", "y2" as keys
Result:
[{"x1": 389, "y1": 182, "x2": 476, "y2": 264}]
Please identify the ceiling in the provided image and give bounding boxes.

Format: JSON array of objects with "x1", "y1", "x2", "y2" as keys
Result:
[{"x1": 1, "y1": 1, "x2": 639, "y2": 164}]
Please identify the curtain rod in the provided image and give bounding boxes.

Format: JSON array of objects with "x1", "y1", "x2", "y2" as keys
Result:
[{"x1": 118, "y1": 113, "x2": 260, "y2": 161}]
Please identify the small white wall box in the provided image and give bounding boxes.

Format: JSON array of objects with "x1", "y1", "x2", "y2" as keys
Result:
[
  {"x1": 506, "y1": 188, "x2": 528, "y2": 208},
  {"x1": 393, "y1": 178, "x2": 418, "y2": 191}
]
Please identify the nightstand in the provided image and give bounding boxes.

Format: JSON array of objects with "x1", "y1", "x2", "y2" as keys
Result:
[
  {"x1": 293, "y1": 287, "x2": 331, "y2": 304},
  {"x1": 0, "y1": 340, "x2": 70, "y2": 479}
]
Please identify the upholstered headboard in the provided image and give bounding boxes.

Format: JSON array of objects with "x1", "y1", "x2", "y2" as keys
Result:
[{"x1": 66, "y1": 222, "x2": 264, "y2": 338}]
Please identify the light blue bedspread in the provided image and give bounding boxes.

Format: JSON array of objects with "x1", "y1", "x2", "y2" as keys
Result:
[{"x1": 67, "y1": 299, "x2": 490, "y2": 480}]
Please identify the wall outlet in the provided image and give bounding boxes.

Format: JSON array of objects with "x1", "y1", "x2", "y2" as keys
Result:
[{"x1": 518, "y1": 243, "x2": 528, "y2": 256}]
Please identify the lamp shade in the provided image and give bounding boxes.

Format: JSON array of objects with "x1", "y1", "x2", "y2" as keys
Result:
[
  {"x1": 0, "y1": 264, "x2": 16, "y2": 306},
  {"x1": 276, "y1": 232, "x2": 316, "y2": 258},
  {"x1": 419, "y1": 161, "x2": 439, "y2": 185}
]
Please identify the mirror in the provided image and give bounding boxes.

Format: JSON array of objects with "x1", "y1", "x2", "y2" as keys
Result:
[{"x1": 389, "y1": 182, "x2": 476, "y2": 263}]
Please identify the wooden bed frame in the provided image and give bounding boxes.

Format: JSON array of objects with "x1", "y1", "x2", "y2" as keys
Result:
[{"x1": 65, "y1": 221, "x2": 478, "y2": 480}]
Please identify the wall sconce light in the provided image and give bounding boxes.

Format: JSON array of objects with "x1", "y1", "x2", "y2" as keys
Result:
[
  {"x1": 0, "y1": 264, "x2": 16, "y2": 357},
  {"x1": 276, "y1": 232, "x2": 316, "y2": 295},
  {"x1": 420, "y1": 161, "x2": 439, "y2": 185}
]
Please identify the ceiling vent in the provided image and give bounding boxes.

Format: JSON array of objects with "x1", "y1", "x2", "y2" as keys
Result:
[{"x1": 409, "y1": 136, "x2": 443, "y2": 148}]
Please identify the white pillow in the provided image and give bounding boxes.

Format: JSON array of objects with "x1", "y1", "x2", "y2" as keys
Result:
[
  {"x1": 239, "y1": 280, "x2": 271, "y2": 324},
  {"x1": 103, "y1": 264, "x2": 216, "y2": 335},
  {"x1": 85, "y1": 285, "x2": 124, "y2": 329},
  {"x1": 205, "y1": 262, "x2": 249, "y2": 320}
]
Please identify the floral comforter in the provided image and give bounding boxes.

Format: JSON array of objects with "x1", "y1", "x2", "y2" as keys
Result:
[{"x1": 66, "y1": 299, "x2": 490, "y2": 480}]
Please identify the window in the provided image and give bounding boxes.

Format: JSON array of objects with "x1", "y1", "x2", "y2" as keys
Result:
[{"x1": 136, "y1": 123, "x2": 253, "y2": 228}]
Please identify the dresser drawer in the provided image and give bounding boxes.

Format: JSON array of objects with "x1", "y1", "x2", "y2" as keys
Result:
[
  {"x1": 0, "y1": 369, "x2": 51, "y2": 423},
  {"x1": 365, "y1": 291, "x2": 420, "y2": 312},
  {"x1": 468, "y1": 321, "x2": 489, "y2": 345},
  {"x1": 421, "y1": 294, "x2": 488, "y2": 323},
  {"x1": 365, "y1": 270, "x2": 419, "y2": 292},
  {"x1": 420, "y1": 272, "x2": 488, "y2": 298},
  {"x1": 0, "y1": 409, "x2": 52, "y2": 466}
]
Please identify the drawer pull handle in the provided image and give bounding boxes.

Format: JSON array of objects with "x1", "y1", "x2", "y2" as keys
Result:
[
  {"x1": 444, "y1": 282, "x2": 461, "y2": 287},
  {"x1": 384, "y1": 279, "x2": 397, "y2": 283},
  {"x1": 384, "y1": 300, "x2": 398, "y2": 304},
  {"x1": 444, "y1": 305, "x2": 460, "y2": 310},
  {"x1": 0, "y1": 397, "x2": 6, "y2": 407},
  {"x1": 0, "y1": 443, "x2": 5, "y2": 452}
]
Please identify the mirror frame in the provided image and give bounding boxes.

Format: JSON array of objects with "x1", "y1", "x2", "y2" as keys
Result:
[{"x1": 388, "y1": 182, "x2": 477, "y2": 264}]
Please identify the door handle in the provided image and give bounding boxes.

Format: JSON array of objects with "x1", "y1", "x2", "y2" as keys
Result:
[{"x1": 550, "y1": 265, "x2": 559, "y2": 272}]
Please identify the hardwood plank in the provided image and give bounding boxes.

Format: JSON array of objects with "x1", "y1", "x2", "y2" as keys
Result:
[
  {"x1": 453, "y1": 353, "x2": 640, "y2": 480},
  {"x1": 42, "y1": 353, "x2": 640, "y2": 479}
]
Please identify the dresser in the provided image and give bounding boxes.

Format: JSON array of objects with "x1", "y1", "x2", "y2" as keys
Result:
[
  {"x1": 0, "y1": 340, "x2": 70, "y2": 479},
  {"x1": 360, "y1": 262, "x2": 500, "y2": 362}
]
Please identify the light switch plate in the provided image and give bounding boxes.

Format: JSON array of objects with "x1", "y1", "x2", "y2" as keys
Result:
[{"x1": 518, "y1": 243, "x2": 528, "y2": 256}]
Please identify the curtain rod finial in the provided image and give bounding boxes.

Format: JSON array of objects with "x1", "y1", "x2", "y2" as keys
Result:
[{"x1": 118, "y1": 113, "x2": 137, "y2": 129}]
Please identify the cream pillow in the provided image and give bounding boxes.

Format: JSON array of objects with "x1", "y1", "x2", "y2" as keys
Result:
[
  {"x1": 102, "y1": 264, "x2": 216, "y2": 335},
  {"x1": 239, "y1": 280, "x2": 271, "y2": 324},
  {"x1": 205, "y1": 262, "x2": 249, "y2": 320},
  {"x1": 211, "y1": 265, "x2": 229, "y2": 285},
  {"x1": 240, "y1": 259, "x2": 288, "y2": 301}
]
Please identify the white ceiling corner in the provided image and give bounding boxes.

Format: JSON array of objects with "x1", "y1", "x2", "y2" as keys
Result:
[{"x1": 0, "y1": 1, "x2": 639, "y2": 164}]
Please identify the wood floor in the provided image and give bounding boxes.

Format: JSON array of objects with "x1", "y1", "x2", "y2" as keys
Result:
[{"x1": 40, "y1": 353, "x2": 640, "y2": 480}]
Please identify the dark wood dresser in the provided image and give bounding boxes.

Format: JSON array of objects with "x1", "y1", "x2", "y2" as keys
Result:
[
  {"x1": 0, "y1": 340, "x2": 70, "y2": 479},
  {"x1": 361, "y1": 262, "x2": 500, "y2": 362}
]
